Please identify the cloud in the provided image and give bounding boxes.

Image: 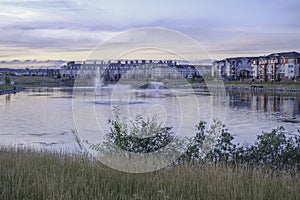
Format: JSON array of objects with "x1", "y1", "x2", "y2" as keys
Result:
[
  {"x1": 0, "y1": 0, "x2": 300, "y2": 60},
  {"x1": 0, "y1": 27, "x2": 118, "y2": 47},
  {"x1": 0, "y1": 0, "x2": 80, "y2": 10}
]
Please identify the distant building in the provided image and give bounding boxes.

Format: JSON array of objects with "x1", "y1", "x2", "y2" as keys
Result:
[
  {"x1": 212, "y1": 51, "x2": 300, "y2": 82},
  {"x1": 60, "y1": 60, "x2": 203, "y2": 82},
  {"x1": 195, "y1": 65, "x2": 212, "y2": 77},
  {"x1": 212, "y1": 57, "x2": 257, "y2": 80},
  {"x1": 0, "y1": 68, "x2": 10, "y2": 74},
  {"x1": 251, "y1": 51, "x2": 300, "y2": 82}
]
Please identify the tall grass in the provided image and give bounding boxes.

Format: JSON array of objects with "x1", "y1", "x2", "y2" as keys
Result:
[{"x1": 0, "y1": 147, "x2": 299, "y2": 200}]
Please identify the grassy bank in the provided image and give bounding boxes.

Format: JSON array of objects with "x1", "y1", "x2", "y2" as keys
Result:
[
  {"x1": 9, "y1": 76, "x2": 96, "y2": 88},
  {"x1": 10, "y1": 76, "x2": 63, "y2": 87},
  {"x1": 225, "y1": 81, "x2": 300, "y2": 89},
  {"x1": 5, "y1": 76, "x2": 300, "y2": 91},
  {"x1": 0, "y1": 148, "x2": 299, "y2": 200},
  {"x1": 0, "y1": 84, "x2": 25, "y2": 95},
  {"x1": 0, "y1": 84, "x2": 14, "y2": 90}
]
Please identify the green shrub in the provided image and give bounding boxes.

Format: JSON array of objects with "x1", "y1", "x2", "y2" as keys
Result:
[
  {"x1": 92, "y1": 108, "x2": 300, "y2": 169},
  {"x1": 188, "y1": 123, "x2": 300, "y2": 169},
  {"x1": 91, "y1": 107, "x2": 175, "y2": 154},
  {"x1": 242, "y1": 127, "x2": 300, "y2": 169}
]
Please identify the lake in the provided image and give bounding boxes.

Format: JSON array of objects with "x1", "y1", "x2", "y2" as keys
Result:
[{"x1": 0, "y1": 86, "x2": 299, "y2": 152}]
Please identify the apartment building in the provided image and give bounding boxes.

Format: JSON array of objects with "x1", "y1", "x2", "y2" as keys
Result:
[
  {"x1": 213, "y1": 51, "x2": 300, "y2": 82},
  {"x1": 212, "y1": 57, "x2": 257, "y2": 80},
  {"x1": 60, "y1": 60, "x2": 203, "y2": 82},
  {"x1": 252, "y1": 52, "x2": 300, "y2": 82}
]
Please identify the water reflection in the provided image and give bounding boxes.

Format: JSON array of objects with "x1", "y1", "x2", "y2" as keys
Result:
[
  {"x1": 5, "y1": 94, "x2": 11, "y2": 102},
  {"x1": 228, "y1": 92, "x2": 300, "y2": 122}
]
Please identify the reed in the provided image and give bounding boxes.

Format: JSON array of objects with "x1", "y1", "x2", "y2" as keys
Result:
[{"x1": 0, "y1": 147, "x2": 299, "y2": 200}]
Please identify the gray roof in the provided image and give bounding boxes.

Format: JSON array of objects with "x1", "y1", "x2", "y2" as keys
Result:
[
  {"x1": 214, "y1": 51, "x2": 300, "y2": 62},
  {"x1": 267, "y1": 51, "x2": 300, "y2": 58}
]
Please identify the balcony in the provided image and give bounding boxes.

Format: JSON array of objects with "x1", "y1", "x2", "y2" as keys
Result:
[
  {"x1": 259, "y1": 60, "x2": 267, "y2": 65},
  {"x1": 270, "y1": 59, "x2": 278, "y2": 64}
]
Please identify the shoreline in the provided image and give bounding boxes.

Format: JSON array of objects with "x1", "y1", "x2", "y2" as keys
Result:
[
  {"x1": 225, "y1": 85, "x2": 300, "y2": 93},
  {"x1": 188, "y1": 82, "x2": 300, "y2": 94},
  {"x1": 0, "y1": 87, "x2": 25, "y2": 95},
  {"x1": 2, "y1": 81, "x2": 300, "y2": 96}
]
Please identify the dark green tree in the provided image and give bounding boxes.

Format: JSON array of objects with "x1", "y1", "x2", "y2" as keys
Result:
[{"x1": 5, "y1": 73, "x2": 11, "y2": 85}]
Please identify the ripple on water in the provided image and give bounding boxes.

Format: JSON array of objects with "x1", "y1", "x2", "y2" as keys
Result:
[
  {"x1": 28, "y1": 133, "x2": 49, "y2": 137},
  {"x1": 94, "y1": 100, "x2": 147, "y2": 105},
  {"x1": 28, "y1": 94, "x2": 52, "y2": 97}
]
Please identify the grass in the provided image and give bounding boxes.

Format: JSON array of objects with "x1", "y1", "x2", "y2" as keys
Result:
[
  {"x1": 176, "y1": 81, "x2": 300, "y2": 92},
  {"x1": 10, "y1": 76, "x2": 63, "y2": 87},
  {"x1": 0, "y1": 148, "x2": 299, "y2": 200},
  {"x1": 5, "y1": 75, "x2": 300, "y2": 90},
  {"x1": 9, "y1": 76, "x2": 94, "y2": 88},
  {"x1": 225, "y1": 81, "x2": 300, "y2": 89},
  {"x1": 0, "y1": 84, "x2": 14, "y2": 90}
]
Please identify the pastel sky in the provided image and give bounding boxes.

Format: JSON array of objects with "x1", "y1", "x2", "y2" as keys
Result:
[{"x1": 0, "y1": 0, "x2": 300, "y2": 61}]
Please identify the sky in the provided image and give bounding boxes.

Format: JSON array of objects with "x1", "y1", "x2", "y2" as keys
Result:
[{"x1": 0, "y1": 0, "x2": 300, "y2": 62}]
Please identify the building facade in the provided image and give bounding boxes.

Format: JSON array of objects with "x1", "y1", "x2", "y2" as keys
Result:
[
  {"x1": 251, "y1": 52, "x2": 300, "y2": 82},
  {"x1": 212, "y1": 57, "x2": 256, "y2": 80},
  {"x1": 60, "y1": 60, "x2": 204, "y2": 82},
  {"x1": 213, "y1": 51, "x2": 300, "y2": 82}
]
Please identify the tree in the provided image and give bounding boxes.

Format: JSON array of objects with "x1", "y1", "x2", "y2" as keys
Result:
[{"x1": 5, "y1": 73, "x2": 11, "y2": 85}]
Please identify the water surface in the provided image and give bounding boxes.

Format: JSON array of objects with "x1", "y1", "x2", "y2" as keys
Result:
[{"x1": 0, "y1": 87, "x2": 299, "y2": 151}]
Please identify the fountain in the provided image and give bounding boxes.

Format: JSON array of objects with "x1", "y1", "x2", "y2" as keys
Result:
[{"x1": 139, "y1": 82, "x2": 167, "y2": 90}]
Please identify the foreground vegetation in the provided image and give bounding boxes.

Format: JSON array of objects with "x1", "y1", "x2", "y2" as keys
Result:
[
  {"x1": 0, "y1": 148, "x2": 300, "y2": 200},
  {"x1": 93, "y1": 110, "x2": 300, "y2": 170}
]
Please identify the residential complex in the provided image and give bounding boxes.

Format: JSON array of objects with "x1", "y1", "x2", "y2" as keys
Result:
[
  {"x1": 2, "y1": 52, "x2": 300, "y2": 83},
  {"x1": 60, "y1": 60, "x2": 210, "y2": 82},
  {"x1": 0, "y1": 60, "x2": 211, "y2": 83},
  {"x1": 212, "y1": 51, "x2": 300, "y2": 82}
]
